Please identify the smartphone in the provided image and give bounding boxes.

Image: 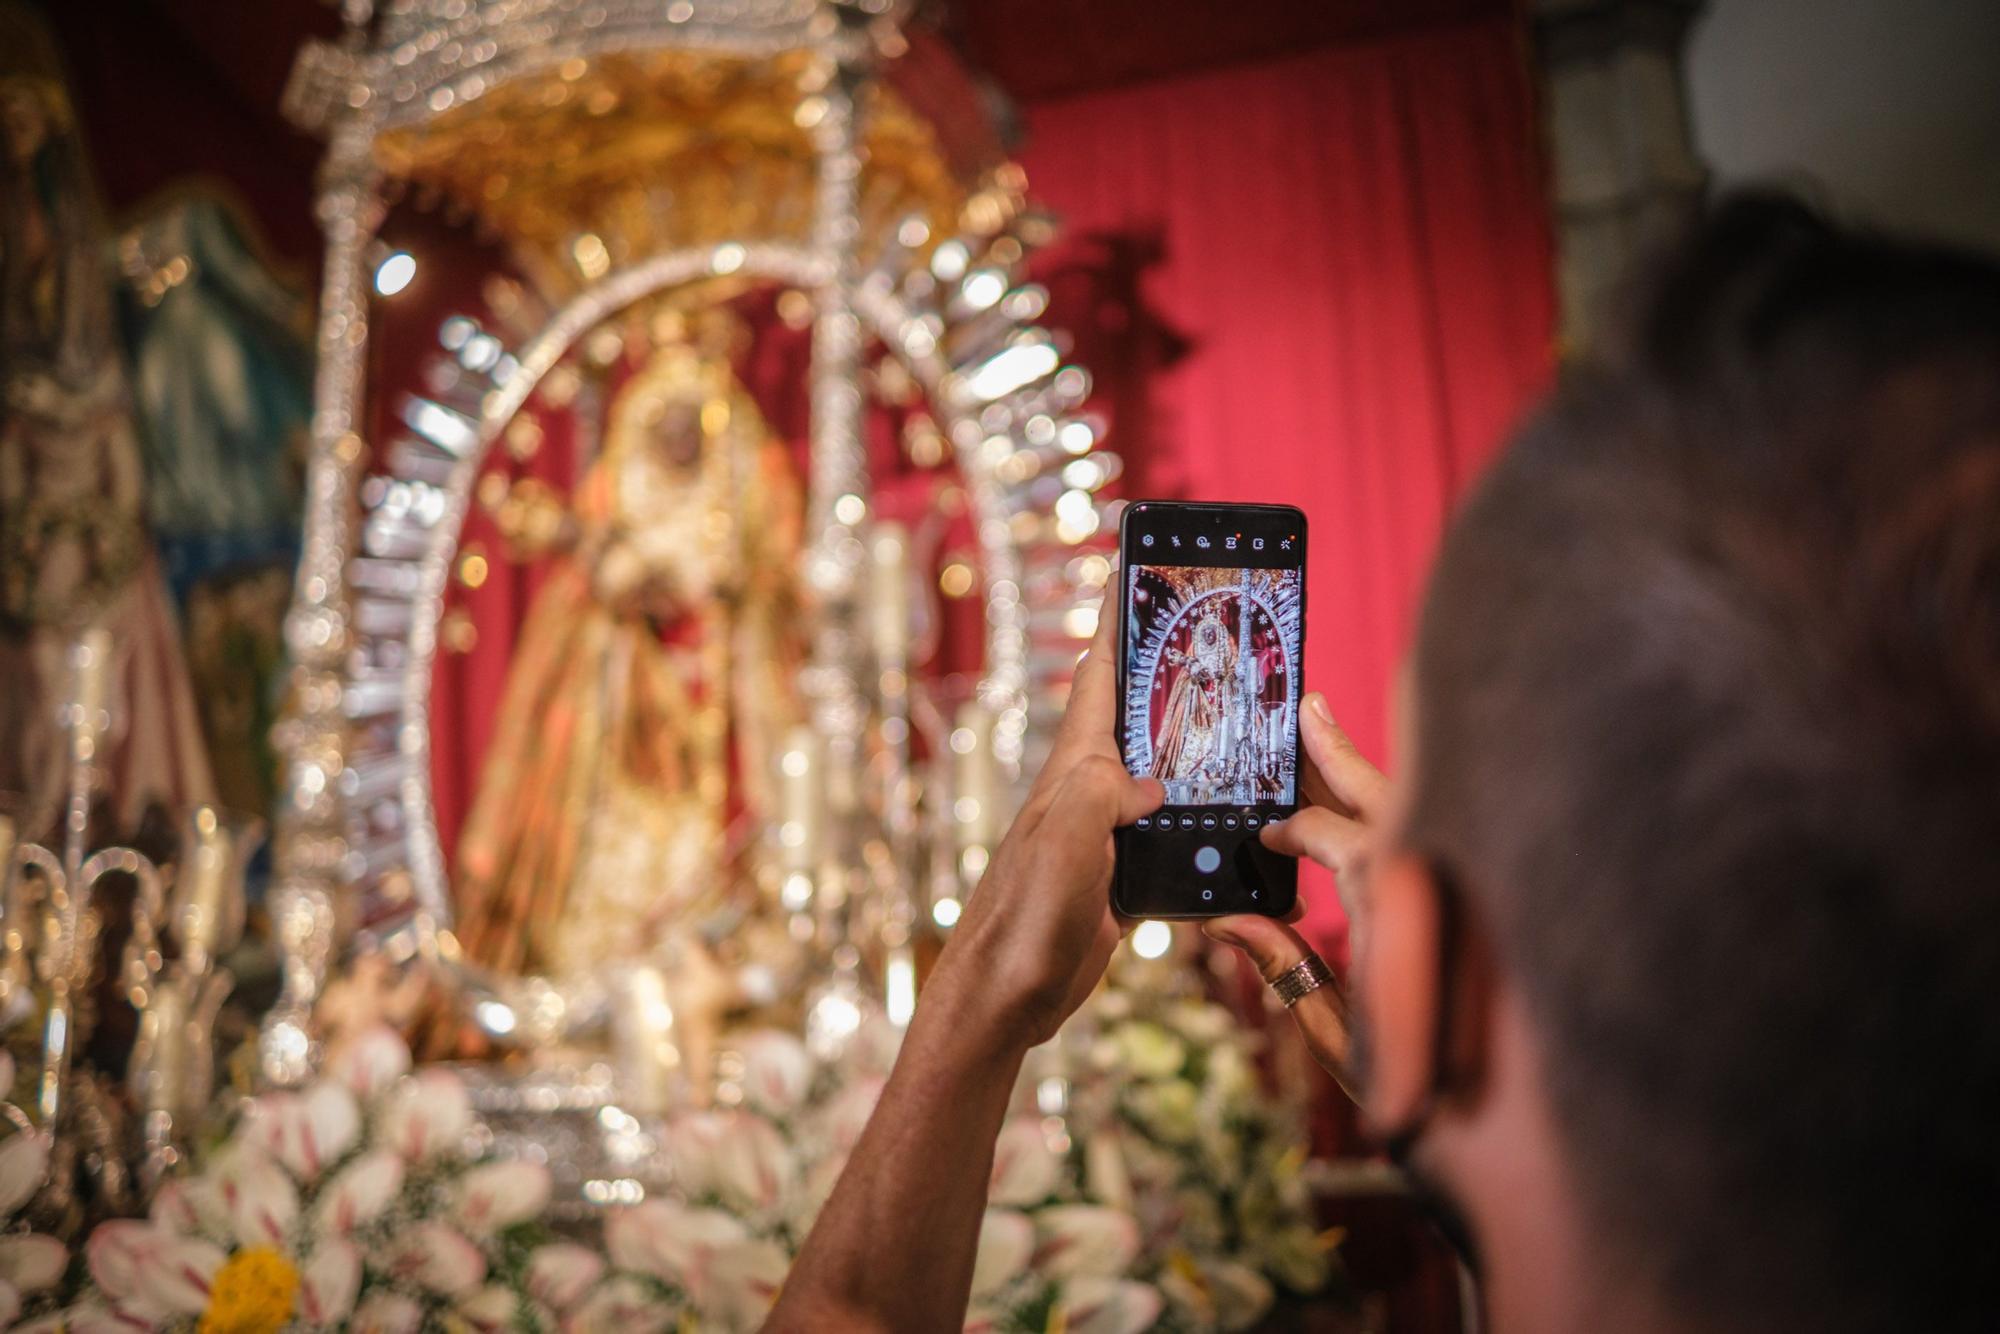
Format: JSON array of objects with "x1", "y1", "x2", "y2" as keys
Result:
[{"x1": 1112, "y1": 500, "x2": 1306, "y2": 919}]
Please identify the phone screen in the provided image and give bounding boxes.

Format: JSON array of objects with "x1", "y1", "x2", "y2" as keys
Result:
[{"x1": 1113, "y1": 501, "x2": 1305, "y2": 918}]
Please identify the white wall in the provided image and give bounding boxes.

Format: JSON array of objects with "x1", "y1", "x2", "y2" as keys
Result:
[{"x1": 1686, "y1": 0, "x2": 2000, "y2": 253}]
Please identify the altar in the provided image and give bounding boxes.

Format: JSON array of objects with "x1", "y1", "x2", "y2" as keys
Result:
[{"x1": 0, "y1": 2, "x2": 1337, "y2": 1329}]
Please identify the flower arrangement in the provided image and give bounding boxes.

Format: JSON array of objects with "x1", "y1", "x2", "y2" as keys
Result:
[
  {"x1": 584, "y1": 1023, "x2": 1166, "y2": 1334},
  {"x1": 38, "y1": 1026, "x2": 561, "y2": 1332},
  {"x1": 6, "y1": 969, "x2": 1327, "y2": 1331},
  {"x1": 1064, "y1": 987, "x2": 1342, "y2": 1332}
]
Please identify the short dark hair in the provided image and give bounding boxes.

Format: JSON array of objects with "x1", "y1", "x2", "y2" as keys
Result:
[{"x1": 1408, "y1": 194, "x2": 2000, "y2": 1334}]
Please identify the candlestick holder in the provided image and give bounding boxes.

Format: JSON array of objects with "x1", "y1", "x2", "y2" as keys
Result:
[{"x1": 0, "y1": 630, "x2": 168, "y2": 1214}]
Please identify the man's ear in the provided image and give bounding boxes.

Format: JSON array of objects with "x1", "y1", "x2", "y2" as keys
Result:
[
  {"x1": 1358, "y1": 852, "x2": 1447, "y2": 1134},
  {"x1": 1360, "y1": 853, "x2": 1499, "y2": 1137}
]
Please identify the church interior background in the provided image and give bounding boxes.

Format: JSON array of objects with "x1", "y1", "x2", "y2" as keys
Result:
[{"x1": 5, "y1": 0, "x2": 1988, "y2": 1328}]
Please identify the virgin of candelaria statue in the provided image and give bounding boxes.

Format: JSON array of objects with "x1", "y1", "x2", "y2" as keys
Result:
[{"x1": 452, "y1": 341, "x2": 806, "y2": 979}]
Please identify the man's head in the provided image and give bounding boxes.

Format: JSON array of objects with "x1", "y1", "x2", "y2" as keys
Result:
[{"x1": 1383, "y1": 195, "x2": 2000, "y2": 1332}]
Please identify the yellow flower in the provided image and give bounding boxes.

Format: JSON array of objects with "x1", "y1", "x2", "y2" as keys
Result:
[{"x1": 197, "y1": 1245, "x2": 299, "y2": 1334}]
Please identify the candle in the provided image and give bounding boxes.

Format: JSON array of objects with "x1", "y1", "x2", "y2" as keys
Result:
[
  {"x1": 776, "y1": 725, "x2": 823, "y2": 878},
  {"x1": 869, "y1": 523, "x2": 910, "y2": 673},
  {"x1": 133, "y1": 977, "x2": 189, "y2": 1120},
  {"x1": 70, "y1": 627, "x2": 111, "y2": 761},
  {"x1": 177, "y1": 808, "x2": 233, "y2": 966},
  {"x1": 612, "y1": 964, "x2": 677, "y2": 1116},
  {"x1": 951, "y1": 702, "x2": 996, "y2": 883}
]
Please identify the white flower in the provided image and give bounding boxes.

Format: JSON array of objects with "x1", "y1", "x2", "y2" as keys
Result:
[
  {"x1": 313, "y1": 1149, "x2": 404, "y2": 1234},
  {"x1": 458, "y1": 1283, "x2": 550, "y2": 1332},
  {"x1": 374, "y1": 1219, "x2": 487, "y2": 1294},
  {"x1": 377, "y1": 1068, "x2": 473, "y2": 1160},
  {"x1": 970, "y1": 1209, "x2": 1034, "y2": 1298},
  {"x1": 351, "y1": 1289, "x2": 426, "y2": 1334},
  {"x1": 665, "y1": 1109, "x2": 796, "y2": 1213},
  {"x1": 566, "y1": 1274, "x2": 678, "y2": 1334},
  {"x1": 1164, "y1": 1000, "x2": 1235, "y2": 1045},
  {"x1": 1083, "y1": 1132, "x2": 1134, "y2": 1214},
  {"x1": 326, "y1": 1023, "x2": 413, "y2": 1099},
  {"x1": 701, "y1": 1236, "x2": 789, "y2": 1331},
  {"x1": 1203, "y1": 1042, "x2": 1255, "y2": 1100},
  {"x1": 150, "y1": 1175, "x2": 229, "y2": 1240},
  {"x1": 243, "y1": 1080, "x2": 361, "y2": 1180},
  {"x1": 453, "y1": 1159, "x2": 553, "y2": 1235},
  {"x1": 20, "y1": 1302, "x2": 132, "y2": 1334},
  {"x1": 988, "y1": 1117, "x2": 1063, "y2": 1207},
  {"x1": 212, "y1": 1145, "x2": 300, "y2": 1249},
  {"x1": 0, "y1": 1234, "x2": 68, "y2": 1295},
  {"x1": 86, "y1": 1220, "x2": 226, "y2": 1322},
  {"x1": 607, "y1": 1198, "x2": 749, "y2": 1289},
  {"x1": 0, "y1": 1130, "x2": 48, "y2": 1217},
  {"x1": 735, "y1": 1030, "x2": 815, "y2": 1114},
  {"x1": 298, "y1": 1238, "x2": 362, "y2": 1324},
  {"x1": 1110, "y1": 1022, "x2": 1187, "y2": 1080},
  {"x1": 525, "y1": 1241, "x2": 605, "y2": 1312},
  {"x1": 1126, "y1": 1079, "x2": 1200, "y2": 1145},
  {"x1": 814, "y1": 1075, "x2": 884, "y2": 1153},
  {"x1": 1058, "y1": 1277, "x2": 1164, "y2": 1334},
  {"x1": 1032, "y1": 1205, "x2": 1141, "y2": 1280}
]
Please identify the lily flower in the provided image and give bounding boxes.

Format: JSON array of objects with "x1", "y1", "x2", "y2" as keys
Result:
[
  {"x1": 970, "y1": 1209, "x2": 1034, "y2": 1299},
  {"x1": 524, "y1": 1241, "x2": 605, "y2": 1311},
  {"x1": 373, "y1": 1218, "x2": 488, "y2": 1295},
  {"x1": 325, "y1": 1023, "x2": 413, "y2": 1099},
  {"x1": 988, "y1": 1117, "x2": 1063, "y2": 1207},
  {"x1": 1059, "y1": 1277, "x2": 1165, "y2": 1334},
  {"x1": 312, "y1": 1149, "x2": 405, "y2": 1235},
  {"x1": 376, "y1": 1068, "x2": 473, "y2": 1161},
  {"x1": 1032, "y1": 1204, "x2": 1142, "y2": 1280},
  {"x1": 664, "y1": 1110, "x2": 796, "y2": 1214},
  {"x1": 452, "y1": 1159, "x2": 554, "y2": 1236},
  {"x1": 734, "y1": 1030, "x2": 815, "y2": 1115}
]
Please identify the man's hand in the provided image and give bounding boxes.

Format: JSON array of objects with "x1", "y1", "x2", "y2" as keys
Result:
[
  {"x1": 930, "y1": 588, "x2": 1165, "y2": 1053},
  {"x1": 1204, "y1": 693, "x2": 1385, "y2": 1085},
  {"x1": 769, "y1": 588, "x2": 1160, "y2": 1333}
]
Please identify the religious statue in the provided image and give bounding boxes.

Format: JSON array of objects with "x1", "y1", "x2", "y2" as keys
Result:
[
  {"x1": 1132, "y1": 565, "x2": 1301, "y2": 806},
  {"x1": 452, "y1": 340, "x2": 806, "y2": 980},
  {"x1": 1151, "y1": 600, "x2": 1238, "y2": 791},
  {"x1": 0, "y1": 4, "x2": 214, "y2": 839}
]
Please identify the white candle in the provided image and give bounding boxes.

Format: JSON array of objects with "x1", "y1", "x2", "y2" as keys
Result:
[
  {"x1": 70, "y1": 628, "x2": 111, "y2": 761},
  {"x1": 951, "y1": 702, "x2": 996, "y2": 876},
  {"x1": 613, "y1": 965, "x2": 677, "y2": 1116},
  {"x1": 776, "y1": 725, "x2": 823, "y2": 876},
  {"x1": 177, "y1": 808, "x2": 232, "y2": 963},
  {"x1": 138, "y1": 979, "x2": 189, "y2": 1117},
  {"x1": 869, "y1": 523, "x2": 910, "y2": 671}
]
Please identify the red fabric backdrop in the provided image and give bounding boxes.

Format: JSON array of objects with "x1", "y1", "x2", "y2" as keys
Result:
[{"x1": 1018, "y1": 16, "x2": 1556, "y2": 954}]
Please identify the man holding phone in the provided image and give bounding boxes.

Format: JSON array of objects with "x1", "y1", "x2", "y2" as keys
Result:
[{"x1": 772, "y1": 196, "x2": 2000, "y2": 1334}]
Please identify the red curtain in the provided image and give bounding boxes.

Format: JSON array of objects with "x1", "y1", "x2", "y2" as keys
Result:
[{"x1": 1017, "y1": 16, "x2": 1556, "y2": 954}]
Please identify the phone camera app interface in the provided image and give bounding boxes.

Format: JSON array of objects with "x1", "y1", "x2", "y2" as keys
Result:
[{"x1": 1122, "y1": 563, "x2": 1302, "y2": 806}]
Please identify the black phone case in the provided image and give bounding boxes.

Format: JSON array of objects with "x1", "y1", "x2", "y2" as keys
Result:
[{"x1": 1111, "y1": 500, "x2": 1305, "y2": 920}]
